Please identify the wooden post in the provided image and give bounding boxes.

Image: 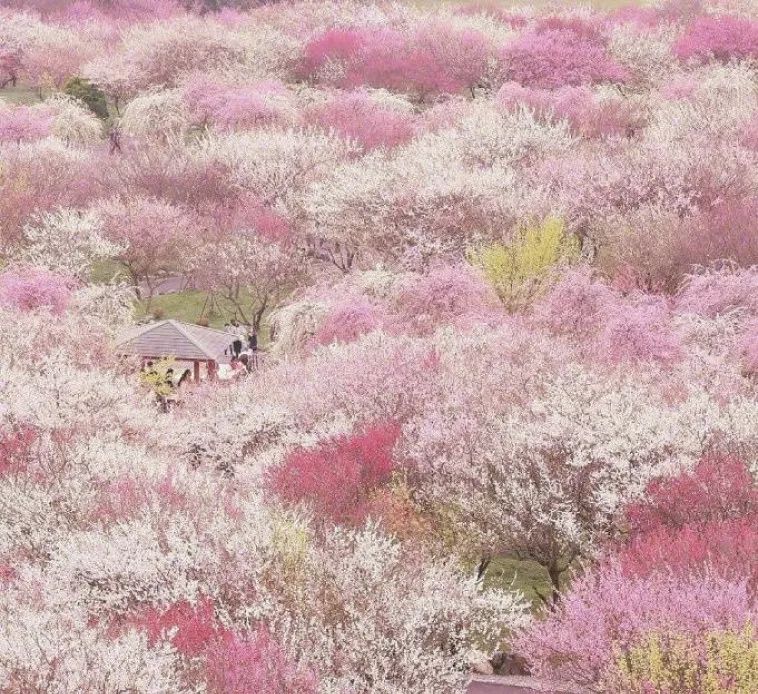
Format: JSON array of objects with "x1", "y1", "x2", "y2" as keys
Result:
[
  {"x1": 193, "y1": 361, "x2": 201, "y2": 383},
  {"x1": 207, "y1": 361, "x2": 216, "y2": 380}
]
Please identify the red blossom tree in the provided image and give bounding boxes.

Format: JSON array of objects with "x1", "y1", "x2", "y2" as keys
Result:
[
  {"x1": 204, "y1": 629, "x2": 318, "y2": 694},
  {"x1": 266, "y1": 421, "x2": 401, "y2": 526},
  {"x1": 616, "y1": 454, "x2": 758, "y2": 587}
]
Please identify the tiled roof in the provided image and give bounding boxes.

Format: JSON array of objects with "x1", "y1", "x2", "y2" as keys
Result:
[{"x1": 115, "y1": 320, "x2": 233, "y2": 362}]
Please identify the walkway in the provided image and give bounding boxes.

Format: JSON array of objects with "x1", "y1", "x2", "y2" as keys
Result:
[{"x1": 468, "y1": 676, "x2": 586, "y2": 694}]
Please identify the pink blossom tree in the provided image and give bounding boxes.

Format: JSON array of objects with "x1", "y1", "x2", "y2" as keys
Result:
[
  {"x1": 182, "y1": 75, "x2": 293, "y2": 131},
  {"x1": 497, "y1": 82, "x2": 640, "y2": 138},
  {"x1": 312, "y1": 295, "x2": 387, "y2": 347},
  {"x1": 0, "y1": 105, "x2": 55, "y2": 144},
  {"x1": 675, "y1": 14, "x2": 758, "y2": 64},
  {"x1": 0, "y1": 266, "x2": 75, "y2": 314},
  {"x1": 513, "y1": 563, "x2": 756, "y2": 687},
  {"x1": 499, "y1": 26, "x2": 629, "y2": 89},
  {"x1": 303, "y1": 91, "x2": 415, "y2": 151},
  {"x1": 204, "y1": 629, "x2": 318, "y2": 694},
  {"x1": 95, "y1": 196, "x2": 197, "y2": 302}
]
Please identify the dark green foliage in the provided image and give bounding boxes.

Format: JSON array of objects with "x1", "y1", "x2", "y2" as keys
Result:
[{"x1": 63, "y1": 77, "x2": 109, "y2": 120}]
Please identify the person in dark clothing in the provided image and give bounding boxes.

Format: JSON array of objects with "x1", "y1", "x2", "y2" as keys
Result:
[{"x1": 247, "y1": 330, "x2": 258, "y2": 352}]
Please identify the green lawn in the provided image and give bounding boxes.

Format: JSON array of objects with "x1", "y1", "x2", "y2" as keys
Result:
[{"x1": 482, "y1": 556, "x2": 556, "y2": 609}]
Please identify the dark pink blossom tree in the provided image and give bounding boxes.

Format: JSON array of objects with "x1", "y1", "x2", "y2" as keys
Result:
[
  {"x1": 266, "y1": 421, "x2": 400, "y2": 526},
  {"x1": 675, "y1": 14, "x2": 758, "y2": 63},
  {"x1": 500, "y1": 26, "x2": 629, "y2": 89},
  {"x1": 204, "y1": 629, "x2": 318, "y2": 694},
  {"x1": 303, "y1": 91, "x2": 415, "y2": 151}
]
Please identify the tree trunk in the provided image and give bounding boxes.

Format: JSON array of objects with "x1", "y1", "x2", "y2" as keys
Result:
[
  {"x1": 475, "y1": 555, "x2": 492, "y2": 583},
  {"x1": 547, "y1": 564, "x2": 563, "y2": 604}
]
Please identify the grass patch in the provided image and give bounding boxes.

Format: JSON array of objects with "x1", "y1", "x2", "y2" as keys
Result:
[
  {"x1": 482, "y1": 556, "x2": 555, "y2": 610},
  {"x1": 135, "y1": 290, "x2": 223, "y2": 326},
  {"x1": 89, "y1": 259, "x2": 129, "y2": 284}
]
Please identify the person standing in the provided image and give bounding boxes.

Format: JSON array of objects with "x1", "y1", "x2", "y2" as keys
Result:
[{"x1": 228, "y1": 319, "x2": 243, "y2": 358}]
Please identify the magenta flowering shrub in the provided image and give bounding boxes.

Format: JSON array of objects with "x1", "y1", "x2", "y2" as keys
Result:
[
  {"x1": 675, "y1": 15, "x2": 758, "y2": 63},
  {"x1": 0, "y1": 266, "x2": 74, "y2": 314},
  {"x1": 127, "y1": 597, "x2": 219, "y2": 658},
  {"x1": 182, "y1": 75, "x2": 292, "y2": 131},
  {"x1": 393, "y1": 263, "x2": 500, "y2": 333},
  {"x1": 595, "y1": 298, "x2": 682, "y2": 365},
  {"x1": 533, "y1": 266, "x2": 616, "y2": 339},
  {"x1": 619, "y1": 454, "x2": 758, "y2": 584},
  {"x1": 0, "y1": 425, "x2": 36, "y2": 477},
  {"x1": 303, "y1": 90, "x2": 415, "y2": 151},
  {"x1": 625, "y1": 454, "x2": 757, "y2": 533},
  {"x1": 500, "y1": 26, "x2": 629, "y2": 89},
  {"x1": 0, "y1": 105, "x2": 54, "y2": 143},
  {"x1": 313, "y1": 294, "x2": 387, "y2": 346},
  {"x1": 122, "y1": 598, "x2": 318, "y2": 692},
  {"x1": 302, "y1": 22, "x2": 493, "y2": 97}
]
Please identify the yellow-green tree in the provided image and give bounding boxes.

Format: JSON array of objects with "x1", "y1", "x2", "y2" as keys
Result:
[
  {"x1": 139, "y1": 357, "x2": 176, "y2": 398},
  {"x1": 467, "y1": 217, "x2": 580, "y2": 310},
  {"x1": 608, "y1": 626, "x2": 758, "y2": 694}
]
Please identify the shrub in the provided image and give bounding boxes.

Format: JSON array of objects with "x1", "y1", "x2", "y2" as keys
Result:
[
  {"x1": 0, "y1": 104, "x2": 55, "y2": 143},
  {"x1": 394, "y1": 263, "x2": 500, "y2": 333},
  {"x1": 625, "y1": 454, "x2": 757, "y2": 534},
  {"x1": 303, "y1": 91, "x2": 415, "y2": 151},
  {"x1": 594, "y1": 298, "x2": 682, "y2": 365},
  {"x1": 533, "y1": 266, "x2": 616, "y2": 340},
  {"x1": 126, "y1": 597, "x2": 219, "y2": 658},
  {"x1": 0, "y1": 425, "x2": 37, "y2": 477},
  {"x1": 618, "y1": 520, "x2": 758, "y2": 588},
  {"x1": 675, "y1": 266, "x2": 758, "y2": 318},
  {"x1": 497, "y1": 82, "x2": 638, "y2": 138},
  {"x1": 0, "y1": 266, "x2": 74, "y2": 314},
  {"x1": 312, "y1": 295, "x2": 386, "y2": 346}
]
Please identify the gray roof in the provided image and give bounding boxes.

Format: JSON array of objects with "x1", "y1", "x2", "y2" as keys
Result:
[{"x1": 115, "y1": 320, "x2": 233, "y2": 362}]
